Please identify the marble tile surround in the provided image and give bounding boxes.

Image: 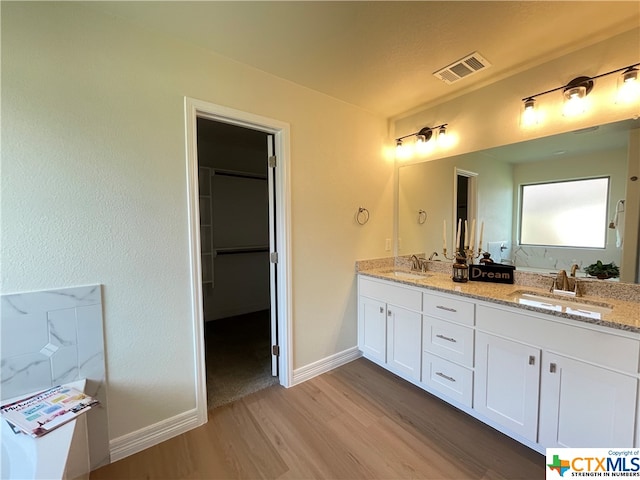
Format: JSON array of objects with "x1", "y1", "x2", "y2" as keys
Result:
[{"x1": 1, "y1": 285, "x2": 110, "y2": 470}]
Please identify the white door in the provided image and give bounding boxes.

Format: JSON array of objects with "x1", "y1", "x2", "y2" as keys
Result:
[
  {"x1": 539, "y1": 351, "x2": 637, "y2": 448},
  {"x1": 386, "y1": 305, "x2": 422, "y2": 381},
  {"x1": 267, "y1": 134, "x2": 278, "y2": 377},
  {"x1": 358, "y1": 296, "x2": 386, "y2": 364},
  {"x1": 474, "y1": 331, "x2": 541, "y2": 442}
]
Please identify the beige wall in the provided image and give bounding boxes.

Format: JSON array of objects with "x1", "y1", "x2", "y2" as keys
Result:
[{"x1": 1, "y1": 2, "x2": 393, "y2": 441}]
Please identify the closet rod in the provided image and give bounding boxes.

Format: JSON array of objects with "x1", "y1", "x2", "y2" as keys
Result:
[
  {"x1": 215, "y1": 246, "x2": 269, "y2": 256},
  {"x1": 212, "y1": 168, "x2": 267, "y2": 180}
]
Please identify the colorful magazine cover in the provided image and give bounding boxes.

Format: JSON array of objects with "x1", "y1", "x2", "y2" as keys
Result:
[{"x1": 1, "y1": 384, "x2": 99, "y2": 437}]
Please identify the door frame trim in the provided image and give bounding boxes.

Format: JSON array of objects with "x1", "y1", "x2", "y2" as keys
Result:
[
  {"x1": 453, "y1": 167, "x2": 478, "y2": 250},
  {"x1": 184, "y1": 97, "x2": 292, "y2": 425}
]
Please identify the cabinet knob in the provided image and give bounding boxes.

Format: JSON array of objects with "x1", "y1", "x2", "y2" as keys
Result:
[
  {"x1": 379, "y1": 307, "x2": 384, "y2": 314},
  {"x1": 387, "y1": 309, "x2": 392, "y2": 316},
  {"x1": 529, "y1": 355, "x2": 535, "y2": 365},
  {"x1": 550, "y1": 363, "x2": 557, "y2": 373}
]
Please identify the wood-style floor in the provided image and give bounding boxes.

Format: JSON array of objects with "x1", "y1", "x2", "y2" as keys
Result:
[{"x1": 91, "y1": 358, "x2": 544, "y2": 479}]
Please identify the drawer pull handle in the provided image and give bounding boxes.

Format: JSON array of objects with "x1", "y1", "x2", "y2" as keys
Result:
[
  {"x1": 550, "y1": 363, "x2": 557, "y2": 373},
  {"x1": 435, "y1": 334, "x2": 457, "y2": 343},
  {"x1": 435, "y1": 372, "x2": 456, "y2": 382},
  {"x1": 529, "y1": 355, "x2": 535, "y2": 365},
  {"x1": 436, "y1": 305, "x2": 457, "y2": 313}
]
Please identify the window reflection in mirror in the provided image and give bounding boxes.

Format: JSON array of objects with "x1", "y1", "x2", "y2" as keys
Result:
[{"x1": 520, "y1": 177, "x2": 609, "y2": 248}]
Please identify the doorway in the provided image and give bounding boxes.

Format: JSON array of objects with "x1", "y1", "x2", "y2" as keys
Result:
[
  {"x1": 454, "y1": 168, "x2": 478, "y2": 252},
  {"x1": 197, "y1": 118, "x2": 276, "y2": 409},
  {"x1": 184, "y1": 98, "x2": 291, "y2": 423}
]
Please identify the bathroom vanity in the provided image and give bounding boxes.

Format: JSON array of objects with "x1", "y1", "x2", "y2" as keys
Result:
[{"x1": 357, "y1": 262, "x2": 640, "y2": 453}]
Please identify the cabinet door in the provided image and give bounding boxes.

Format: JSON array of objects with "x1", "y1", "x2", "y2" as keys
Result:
[
  {"x1": 474, "y1": 332, "x2": 541, "y2": 442},
  {"x1": 387, "y1": 305, "x2": 422, "y2": 381},
  {"x1": 358, "y1": 296, "x2": 386, "y2": 364},
  {"x1": 539, "y1": 352, "x2": 638, "y2": 448}
]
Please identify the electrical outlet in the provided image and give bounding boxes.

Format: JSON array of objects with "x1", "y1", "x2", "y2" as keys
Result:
[{"x1": 385, "y1": 238, "x2": 391, "y2": 251}]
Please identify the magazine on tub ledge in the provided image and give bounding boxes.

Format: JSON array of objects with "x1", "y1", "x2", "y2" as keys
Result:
[{"x1": 0, "y1": 384, "x2": 99, "y2": 437}]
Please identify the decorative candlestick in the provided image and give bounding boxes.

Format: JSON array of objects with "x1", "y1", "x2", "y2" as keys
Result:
[{"x1": 463, "y1": 246, "x2": 483, "y2": 265}]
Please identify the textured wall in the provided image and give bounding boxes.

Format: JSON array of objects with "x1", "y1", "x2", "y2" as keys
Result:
[{"x1": 1, "y1": 2, "x2": 392, "y2": 442}]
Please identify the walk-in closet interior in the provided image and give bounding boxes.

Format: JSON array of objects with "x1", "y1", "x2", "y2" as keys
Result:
[{"x1": 197, "y1": 118, "x2": 278, "y2": 409}]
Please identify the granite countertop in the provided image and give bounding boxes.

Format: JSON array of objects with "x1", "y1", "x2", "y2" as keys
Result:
[{"x1": 357, "y1": 259, "x2": 640, "y2": 335}]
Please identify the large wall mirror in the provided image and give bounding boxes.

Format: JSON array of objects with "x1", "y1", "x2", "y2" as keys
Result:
[{"x1": 397, "y1": 118, "x2": 640, "y2": 284}]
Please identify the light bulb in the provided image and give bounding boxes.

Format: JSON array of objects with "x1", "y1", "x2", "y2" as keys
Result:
[
  {"x1": 563, "y1": 86, "x2": 588, "y2": 116},
  {"x1": 437, "y1": 126, "x2": 447, "y2": 144},
  {"x1": 521, "y1": 98, "x2": 538, "y2": 126},
  {"x1": 617, "y1": 68, "x2": 639, "y2": 104}
]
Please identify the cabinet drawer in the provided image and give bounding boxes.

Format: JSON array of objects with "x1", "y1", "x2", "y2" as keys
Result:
[
  {"x1": 423, "y1": 292, "x2": 475, "y2": 326},
  {"x1": 422, "y1": 353, "x2": 473, "y2": 407},
  {"x1": 359, "y1": 277, "x2": 422, "y2": 311},
  {"x1": 423, "y1": 317, "x2": 474, "y2": 367}
]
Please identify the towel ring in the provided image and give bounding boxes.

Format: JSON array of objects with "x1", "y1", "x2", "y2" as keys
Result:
[
  {"x1": 417, "y1": 209, "x2": 427, "y2": 225},
  {"x1": 356, "y1": 207, "x2": 370, "y2": 225}
]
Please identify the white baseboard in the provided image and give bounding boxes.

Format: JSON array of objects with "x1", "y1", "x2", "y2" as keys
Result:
[
  {"x1": 291, "y1": 346, "x2": 362, "y2": 386},
  {"x1": 109, "y1": 408, "x2": 204, "y2": 463}
]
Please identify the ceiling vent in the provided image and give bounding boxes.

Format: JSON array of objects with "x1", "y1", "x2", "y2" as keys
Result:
[{"x1": 433, "y1": 52, "x2": 492, "y2": 85}]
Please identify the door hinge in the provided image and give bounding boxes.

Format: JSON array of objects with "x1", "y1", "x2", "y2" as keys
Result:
[
  {"x1": 270, "y1": 252, "x2": 278, "y2": 263},
  {"x1": 272, "y1": 345, "x2": 280, "y2": 356},
  {"x1": 268, "y1": 155, "x2": 277, "y2": 168}
]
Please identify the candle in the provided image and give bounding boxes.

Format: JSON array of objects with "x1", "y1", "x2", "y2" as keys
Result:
[
  {"x1": 455, "y1": 218, "x2": 461, "y2": 251},
  {"x1": 464, "y1": 220, "x2": 468, "y2": 247},
  {"x1": 442, "y1": 220, "x2": 447, "y2": 250},
  {"x1": 479, "y1": 221, "x2": 484, "y2": 250},
  {"x1": 469, "y1": 219, "x2": 476, "y2": 250}
]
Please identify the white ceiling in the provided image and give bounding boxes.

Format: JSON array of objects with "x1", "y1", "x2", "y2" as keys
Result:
[{"x1": 89, "y1": 1, "x2": 640, "y2": 118}]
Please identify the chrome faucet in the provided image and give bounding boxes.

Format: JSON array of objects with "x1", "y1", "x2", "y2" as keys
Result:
[{"x1": 429, "y1": 251, "x2": 439, "y2": 261}]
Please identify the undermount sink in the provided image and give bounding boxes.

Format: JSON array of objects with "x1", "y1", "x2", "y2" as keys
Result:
[
  {"x1": 510, "y1": 290, "x2": 613, "y2": 319},
  {"x1": 382, "y1": 269, "x2": 431, "y2": 280}
]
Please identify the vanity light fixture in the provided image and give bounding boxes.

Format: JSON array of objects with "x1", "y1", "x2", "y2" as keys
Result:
[
  {"x1": 521, "y1": 62, "x2": 640, "y2": 123},
  {"x1": 395, "y1": 123, "x2": 448, "y2": 155}
]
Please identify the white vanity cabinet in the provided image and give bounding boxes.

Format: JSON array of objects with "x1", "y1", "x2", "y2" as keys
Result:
[
  {"x1": 421, "y1": 292, "x2": 475, "y2": 407},
  {"x1": 356, "y1": 273, "x2": 640, "y2": 452},
  {"x1": 357, "y1": 277, "x2": 422, "y2": 381},
  {"x1": 475, "y1": 303, "x2": 639, "y2": 448}
]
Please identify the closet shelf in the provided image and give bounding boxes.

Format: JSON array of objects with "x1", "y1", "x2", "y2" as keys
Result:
[
  {"x1": 213, "y1": 168, "x2": 267, "y2": 180},
  {"x1": 215, "y1": 245, "x2": 269, "y2": 256}
]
